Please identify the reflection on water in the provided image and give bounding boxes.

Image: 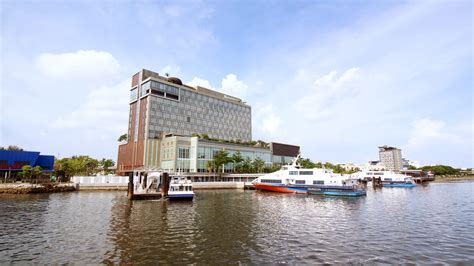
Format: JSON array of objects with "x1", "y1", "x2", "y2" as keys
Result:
[{"x1": 1, "y1": 182, "x2": 473, "y2": 264}]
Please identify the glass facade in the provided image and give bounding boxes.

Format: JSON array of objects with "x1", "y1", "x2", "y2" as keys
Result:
[
  {"x1": 130, "y1": 88, "x2": 138, "y2": 102},
  {"x1": 272, "y1": 155, "x2": 294, "y2": 165},
  {"x1": 144, "y1": 79, "x2": 251, "y2": 141},
  {"x1": 195, "y1": 146, "x2": 272, "y2": 173}
]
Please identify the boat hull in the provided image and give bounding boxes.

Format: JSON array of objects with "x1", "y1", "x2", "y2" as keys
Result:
[
  {"x1": 383, "y1": 183, "x2": 416, "y2": 187},
  {"x1": 308, "y1": 186, "x2": 366, "y2": 197},
  {"x1": 254, "y1": 183, "x2": 307, "y2": 194},
  {"x1": 308, "y1": 190, "x2": 366, "y2": 197},
  {"x1": 168, "y1": 193, "x2": 194, "y2": 200}
]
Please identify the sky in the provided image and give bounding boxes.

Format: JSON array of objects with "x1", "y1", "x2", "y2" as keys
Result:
[{"x1": 0, "y1": 0, "x2": 472, "y2": 167}]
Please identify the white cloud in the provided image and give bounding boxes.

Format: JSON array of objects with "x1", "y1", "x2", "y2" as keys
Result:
[
  {"x1": 35, "y1": 50, "x2": 120, "y2": 79},
  {"x1": 159, "y1": 65, "x2": 181, "y2": 77},
  {"x1": 407, "y1": 118, "x2": 457, "y2": 148},
  {"x1": 253, "y1": 104, "x2": 281, "y2": 135},
  {"x1": 296, "y1": 67, "x2": 360, "y2": 120},
  {"x1": 220, "y1": 74, "x2": 248, "y2": 99},
  {"x1": 187, "y1": 77, "x2": 214, "y2": 90},
  {"x1": 52, "y1": 80, "x2": 129, "y2": 136},
  {"x1": 186, "y1": 73, "x2": 249, "y2": 99}
]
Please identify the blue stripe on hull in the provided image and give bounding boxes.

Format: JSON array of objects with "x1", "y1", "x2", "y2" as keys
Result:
[
  {"x1": 383, "y1": 183, "x2": 416, "y2": 187},
  {"x1": 168, "y1": 194, "x2": 194, "y2": 200},
  {"x1": 286, "y1": 186, "x2": 309, "y2": 193},
  {"x1": 310, "y1": 191, "x2": 366, "y2": 197}
]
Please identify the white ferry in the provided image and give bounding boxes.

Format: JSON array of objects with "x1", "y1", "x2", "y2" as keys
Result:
[
  {"x1": 253, "y1": 156, "x2": 366, "y2": 196},
  {"x1": 354, "y1": 170, "x2": 416, "y2": 187},
  {"x1": 168, "y1": 175, "x2": 194, "y2": 200}
]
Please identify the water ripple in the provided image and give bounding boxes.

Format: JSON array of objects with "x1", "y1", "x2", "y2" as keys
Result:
[{"x1": 1, "y1": 182, "x2": 473, "y2": 264}]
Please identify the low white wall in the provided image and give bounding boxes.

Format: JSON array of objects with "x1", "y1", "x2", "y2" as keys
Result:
[
  {"x1": 193, "y1": 182, "x2": 245, "y2": 189},
  {"x1": 71, "y1": 175, "x2": 130, "y2": 184}
]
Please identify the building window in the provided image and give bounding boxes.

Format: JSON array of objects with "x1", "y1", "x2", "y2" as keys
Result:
[
  {"x1": 261, "y1": 179, "x2": 282, "y2": 184},
  {"x1": 187, "y1": 117, "x2": 191, "y2": 123},
  {"x1": 130, "y1": 88, "x2": 138, "y2": 102},
  {"x1": 299, "y1": 171, "x2": 313, "y2": 175},
  {"x1": 178, "y1": 147, "x2": 190, "y2": 159}
]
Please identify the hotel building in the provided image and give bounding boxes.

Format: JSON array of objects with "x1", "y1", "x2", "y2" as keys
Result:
[
  {"x1": 117, "y1": 69, "x2": 298, "y2": 175},
  {"x1": 378, "y1": 145, "x2": 403, "y2": 172}
]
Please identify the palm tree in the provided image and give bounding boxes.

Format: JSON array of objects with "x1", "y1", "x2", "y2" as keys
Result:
[
  {"x1": 252, "y1": 158, "x2": 265, "y2": 173},
  {"x1": 231, "y1": 151, "x2": 243, "y2": 173}
]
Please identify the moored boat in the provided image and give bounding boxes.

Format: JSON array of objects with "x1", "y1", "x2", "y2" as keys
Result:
[
  {"x1": 354, "y1": 170, "x2": 416, "y2": 188},
  {"x1": 168, "y1": 175, "x2": 194, "y2": 200},
  {"x1": 253, "y1": 155, "x2": 366, "y2": 196}
]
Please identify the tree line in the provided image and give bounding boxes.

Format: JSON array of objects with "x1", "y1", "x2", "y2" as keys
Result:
[
  {"x1": 205, "y1": 150, "x2": 279, "y2": 174},
  {"x1": 54, "y1": 156, "x2": 115, "y2": 178},
  {"x1": 0, "y1": 145, "x2": 24, "y2": 151},
  {"x1": 297, "y1": 157, "x2": 360, "y2": 174}
]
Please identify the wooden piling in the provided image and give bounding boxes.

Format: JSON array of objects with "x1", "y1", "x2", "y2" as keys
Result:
[
  {"x1": 373, "y1": 177, "x2": 383, "y2": 188},
  {"x1": 127, "y1": 173, "x2": 134, "y2": 200},
  {"x1": 143, "y1": 173, "x2": 148, "y2": 191},
  {"x1": 161, "y1": 172, "x2": 169, "y2": 198}
]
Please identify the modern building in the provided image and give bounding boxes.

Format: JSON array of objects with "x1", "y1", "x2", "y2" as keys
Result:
[
  {"x1": 117, "y1": 69, "x2": 299, "y2": 175},
  {"x1": 0, "y1": 150, "x2": 54, "y2": 178},
  {"x1": 158, "y1": 134, "x2": 274, "y2": 173},
  {"x1": 378, "y1": 145, "x2": 402, "y2": 172},
  {"x1": 402, "y1": 158, "x2": 420, "y2": 170}
]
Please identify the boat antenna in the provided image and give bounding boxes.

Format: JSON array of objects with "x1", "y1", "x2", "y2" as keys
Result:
[{"x1": 291, "y1": 153, "x2": 301, "y2": 167}]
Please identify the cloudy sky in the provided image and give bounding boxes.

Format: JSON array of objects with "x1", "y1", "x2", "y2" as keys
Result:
[{"x1": 1, "y1": 0, "x2": 472, "y2": 167}]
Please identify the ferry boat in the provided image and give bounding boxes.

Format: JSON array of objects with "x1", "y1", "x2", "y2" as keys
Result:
[
  {"x1": 252, "y1": 156, "x2": 366, "y2": 196},
  {"x1": 168, "y1": 175, "x2": 194, "y2": 200},
  {"x1": 354, "y1": 170, "x2": 416, "y2": 187}
]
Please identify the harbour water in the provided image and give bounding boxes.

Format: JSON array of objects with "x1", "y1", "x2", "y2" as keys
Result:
[{"x1": 1, "y1": 181, "x2": 473, "y2": 264}]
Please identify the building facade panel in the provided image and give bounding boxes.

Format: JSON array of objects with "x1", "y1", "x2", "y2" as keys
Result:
[{"x1": 142, "y1": 79, "x2": 251, "y2": 141}]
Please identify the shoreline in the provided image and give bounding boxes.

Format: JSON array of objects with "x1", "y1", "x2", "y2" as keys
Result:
[
  {"x1": 0, "y1": 183, "x2": 76, "y2": 194},
  {"x1": 432, "y1": 175, "x2": 474, "y2": 183}
]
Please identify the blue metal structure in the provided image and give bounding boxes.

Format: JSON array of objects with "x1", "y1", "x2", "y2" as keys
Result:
[{"x1": 0, "y1": 150, "x2": 54, "y2": 172}]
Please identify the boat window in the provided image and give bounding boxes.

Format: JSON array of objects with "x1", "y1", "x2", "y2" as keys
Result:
[
  {"x1": 374, "y1": 172, "x2": 384, "y2": 175},
  {"x1": 299, "y1": 171, "x2": 313, "y2": 175},
  {"x1": 367, "y1": 172, "x2": 373, "y2": 175},
  {"x1": 295, "y1": 180, "x2": 305, "y2": 184},
  {"x1": 313, "y1": 180, "x2": 324, "y2": 185},
  {"x1": 261, "y1": 179, "x2": 282, "y2": 184},
  {"x1": 289, "y1": 171, "x2": 298, "y2": 175},
  {"x1": 385, "y1": 178, "x2": 392, "y2": 181}
]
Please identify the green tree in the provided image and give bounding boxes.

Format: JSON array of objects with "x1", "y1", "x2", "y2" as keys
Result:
[
  {"x1": 18, "y1": 165, "x2": 32, "y2": 181},
  {"x1": 117, "y1": 134, "x2": 127, "y2": 142},
  {"x1": 7, "y1": 145, "x2": 23, "y2": 151},
  {"x1": 31, "y1": 166, "x2": 43, "y2": 183},
  {"x1": 408, "y1": 165, "x2": 418, "y2": 170},
  {"x1": 206, "y1": 160, "x2": 217, "y2": 173},
  {"x1": 240, "y1": 158, "x2": 253, "y2": 173},
  {"x1": 252, "y1": 158, "x2": 265, "y2": 173},
  {"x1": 421, "y1": 165, "x2": 459, "y2": 176},
  {"x1": 298, "y1": 158, "x2": 316, "y2": 169},
  {"x1": 99, "y1": 158, "x2": 115, "y2": 174},
  {"x1": 231, "y1": 151, "x2": 244, "y2": 172},
  {"x1": 212, "y1": 150, "x2": 232, "y2": 174}
]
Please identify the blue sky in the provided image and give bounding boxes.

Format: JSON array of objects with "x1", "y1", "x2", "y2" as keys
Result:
[{"x1": 1, "y1": 0, "x2": 472, "y2": 167}]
